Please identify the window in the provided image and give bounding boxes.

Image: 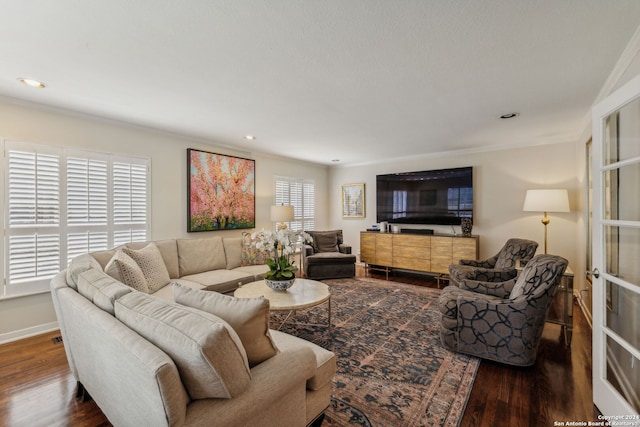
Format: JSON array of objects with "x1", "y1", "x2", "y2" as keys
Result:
[
  {"x1": 274, "y1": 176, "x2": 315, "y2": 231},
  {"x1": 3, "y1": 141, "x2": 150, "y2": 297},
  {"x1": 447, "y1": 187, "x2": 473, "y2": 218},
  {"x1": 392, "y1": 190, "x2": 407, "y2": 219}
]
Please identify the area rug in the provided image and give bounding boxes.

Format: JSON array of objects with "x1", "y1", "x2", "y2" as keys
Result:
[{"x1": 270, "y1": 277, "x2": 479, "y2": 427}]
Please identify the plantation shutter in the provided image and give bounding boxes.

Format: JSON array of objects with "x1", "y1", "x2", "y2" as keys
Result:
[
  {"x1": 112, "y1": 159, "x2": 149, "y2": 246},
  {"x1": 273, "y1": 176, "x2": 315, "y2": 231},
  {"x1": 66, "y1": 154, "x2": 109, "y2": 260},
  {"x1": 7, "y1": 147, "x2": 61, "y2": 294},
  {"x1": 3, "y1": 141, "x2": 150, "y2": 297}
]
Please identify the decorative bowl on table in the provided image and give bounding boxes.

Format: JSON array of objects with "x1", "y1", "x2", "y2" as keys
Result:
[{"x1": 265, "y1": 278, "x2": 295, "y2": 292}]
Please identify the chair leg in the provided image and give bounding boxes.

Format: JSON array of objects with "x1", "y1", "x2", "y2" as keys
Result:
[
  {"x1": 76, "y1": 382, "x2": 93, "y2": 402},
  {"x1": 75, "y1": 382, "x2": 84, "y2": 399}
]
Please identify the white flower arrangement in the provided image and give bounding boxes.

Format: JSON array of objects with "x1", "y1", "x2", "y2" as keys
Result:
[{"x1": 251, "y1": 229, "x2": 313, "y2": 281}]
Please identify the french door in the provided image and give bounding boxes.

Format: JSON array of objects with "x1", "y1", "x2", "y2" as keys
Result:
[{"x1": 591, "y1": 73, "x2": 640, "y2": 416}]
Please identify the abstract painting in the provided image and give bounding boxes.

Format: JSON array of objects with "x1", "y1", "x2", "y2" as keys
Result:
[
  {"x1": 187, "y1": 148, "x2": 255, "y2": 231},
  {"x1": 342, "y1": 183, "x2": 365, "y2": 218}
]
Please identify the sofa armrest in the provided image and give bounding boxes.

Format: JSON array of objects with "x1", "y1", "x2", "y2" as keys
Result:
[
  {"x1": 457, "y1": 277, "x2": 517, "y2": 299},
  {"x1": 338, "y1": 244, "x2": 352, "y2": 254},
  {"x1": 185, "y1": 347, "x2": 316, "y2": 427},
  {"x1": 459, "y1": 254, "x2": 498, "y2": 268},
  {"x1": 55, "y1": 286, "x2": 189, "y2": 427}
]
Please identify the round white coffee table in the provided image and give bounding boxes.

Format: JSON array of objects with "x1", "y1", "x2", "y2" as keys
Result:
[{"x1": 234, "y1": 278, "x2": 331, "y2": 330}]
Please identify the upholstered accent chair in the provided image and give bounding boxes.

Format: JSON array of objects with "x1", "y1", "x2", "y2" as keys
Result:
[
  {"x1": 448, "y1": 238, "x2": 539, "y2": 286},
  {"x1": 303, "y1": 230, "x2": 356, "y2": 280},
  {"x1": 438, "y1": 254, "x2": 568, "y2": 366}
]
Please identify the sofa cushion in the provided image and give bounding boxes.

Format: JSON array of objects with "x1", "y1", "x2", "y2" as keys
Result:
[
  {"x1": 177, "y1": 237, "x2": 226, "y2": 276},
  {"x1": 305, "y1": 252, "x2": 356, "y2": 265},
  {"x1": 241, "y1": 232, "x2": 270, "y2": 266},
  {"x1": 151, "y1": 279, "x2": 205, "y2": 302},
  {"x1": 66, "y1": 253, "x2": 103, "y2": 290},
  {"x1": 270, "y1": 329, "x2": 336, "y2": 391},
  {"x1": 105, "y1": 250, "x2": 150, "y2": 293},
  {"x1": 232, "y1": 264, "x2": 270, "y2": 281},
  {"x1": 309, "y1": 231, "x2": 339, "y2": 253},
  {"x1": 115, "y1": 292, "x2": 251, "y2": 399},
  {"x1": 173, "y1": 283, "x2": 279, "y2": 367},
  {"x1": 122, "y1": 243, "x2": 171, "y2": 293},
  {"x1": 223, "y1": 237, "x2": 243, "y2": 270},
  {"x1": 180, "y1": 269, "x2": 253, "y2": 292},
  {"x1": 77, "y1": 268, "x2": 132, "y2": 315}
]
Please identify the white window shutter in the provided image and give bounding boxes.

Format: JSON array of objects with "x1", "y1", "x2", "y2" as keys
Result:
[
  {"x1": 4, "y1": 142, "x2": 150, "y2": 297},
  {"x1": 274, "y1": 175, "x2": 315, "y2": 232},
  {"x1": 67, "y1": 156, "x2": 108, "y2": 225}
]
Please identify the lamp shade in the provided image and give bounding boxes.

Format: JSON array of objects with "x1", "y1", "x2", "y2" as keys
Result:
[
  {"x1": 523, "y1": 189, "x2": 569, "y2": 213},
  {"x1": 270, "y1": 205, "x2": 294, "y2": 222}
]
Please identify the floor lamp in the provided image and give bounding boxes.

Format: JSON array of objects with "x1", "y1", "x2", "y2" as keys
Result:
[{"x1": 523, "y1": 189, "x2": 569, "y2": 254}]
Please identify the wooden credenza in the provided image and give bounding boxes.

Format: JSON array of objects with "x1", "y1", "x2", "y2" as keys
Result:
[{"x1": 360, "y1": 231, "x2": 479, "y2": 276}]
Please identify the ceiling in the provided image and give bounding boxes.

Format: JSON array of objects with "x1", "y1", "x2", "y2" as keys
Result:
[{"x1": 2, "y1": 1, "x2": 640, "y2": 166}]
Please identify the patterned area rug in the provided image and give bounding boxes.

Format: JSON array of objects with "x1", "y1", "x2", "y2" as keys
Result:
[{"x1": 270, "y1": 277, "x2": 479, "y2": 427}]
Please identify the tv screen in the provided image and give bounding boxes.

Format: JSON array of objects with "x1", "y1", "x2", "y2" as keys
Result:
[{"x1": 376, "y1": 166, "x2": 473, "y2": 225}]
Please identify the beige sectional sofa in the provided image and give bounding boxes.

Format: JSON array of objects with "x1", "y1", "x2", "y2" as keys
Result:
[
  {"x1": 86, "y1": 236, "x2": 270, "y2": 297},
  {"x1": 50, "y1": 236, "x2": 336, "y2": 427}
]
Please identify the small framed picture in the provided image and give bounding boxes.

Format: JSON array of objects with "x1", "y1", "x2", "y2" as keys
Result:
[{"x1": 342, "y1": 183, "x2": 365, "y2": 218}]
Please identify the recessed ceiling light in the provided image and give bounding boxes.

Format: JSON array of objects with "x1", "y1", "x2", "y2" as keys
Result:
[
  {"x1": 244, "y1": 135, "x2": 256, "y2": 141},
  {"x1": 18, "y1": 78, "x2": 46, "y2": 88},
  {"x1": 499, "y1": 112, "x2": 519, "y2": 119}
]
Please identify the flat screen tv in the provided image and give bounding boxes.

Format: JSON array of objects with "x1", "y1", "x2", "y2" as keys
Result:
[{"x1": 376, "y1": 166, "x2": 473, "y2": 225}]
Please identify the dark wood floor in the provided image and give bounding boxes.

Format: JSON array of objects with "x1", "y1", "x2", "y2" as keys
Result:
[
  {"x1": 0, "y1": 269, "x2": 600, "y2": 427},
  {"x1": 364, "y1": 268, "x2": 601, "y2": 426}
]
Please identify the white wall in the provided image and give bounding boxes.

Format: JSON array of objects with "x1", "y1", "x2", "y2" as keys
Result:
[
  {"x1": 328, "y1": 142, "x2": 581, "y2": 283},
  {"x1": 0, "y1": 98, "x2": 329, "y2": 341}
]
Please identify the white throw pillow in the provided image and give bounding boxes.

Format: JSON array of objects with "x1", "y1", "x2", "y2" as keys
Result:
[
  {"x1": 173, "y1": 283, "x2": 278, "y2": 366},
  {"x1": 115, "y1": 292, "x2": 251, "y2": 399},
  {"x1": 122, "y1": 243, "x2": 171, "y2": 293},
  {"x1": 105, "y1": 250, "x2": 150, "y2": 293}
]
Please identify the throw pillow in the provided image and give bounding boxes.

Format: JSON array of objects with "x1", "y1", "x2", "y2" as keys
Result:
[
  {"x1": 122, "y1": 243, "x2": 171, "y2": 293},
  {"x1": 173, "y1": 283, "x2": 278, "y2": 367},
  {"x1": 77, "y1": 268, "x2": 132, "y2": 315},
  {"x1": 241, "y1": 232, "x2": 269, "y2": 266},
  {"x1": 115, "y1": 291, "x2": 251, "y2": 399},
  {"x1": 105, "y1": 250, "x2": 150, "y2": 293}
]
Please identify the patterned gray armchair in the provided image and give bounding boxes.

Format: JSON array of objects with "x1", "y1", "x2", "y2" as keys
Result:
[
  {"x1": 448, "y1": 238, "x2": 538, "y2": 285},
  {"x1": 439, "y1": 254, "x2": 568, "y2": 366}
]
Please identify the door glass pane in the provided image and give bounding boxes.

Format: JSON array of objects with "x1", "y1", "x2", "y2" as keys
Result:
[
  {"x1": 606, "y1": 336, "x2": 640, "y2": 412},
  {"x1": 606, "y1": 281, "x2": 640, "y2": 348},
  {"x1": 605, "y1": 226, "x2": 640, "y2": 285},
  {"x1": 604, "y1": 97, "x2": 640, "y2": 165},
  {"x1": 604, "y1": 162, "x2": 640, "y2": 221}
]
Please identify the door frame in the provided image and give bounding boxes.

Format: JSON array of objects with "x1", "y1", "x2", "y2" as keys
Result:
[{"x1": 591, "y1": 72, "x2": 640, "y2": 416}]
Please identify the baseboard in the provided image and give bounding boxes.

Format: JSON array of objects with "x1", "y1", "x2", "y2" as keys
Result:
[
  {"x1": 0, "y1": 321, "x2": 59, "y2": 345},
  {"x1": 574, "y1": 289, "x2": 593, "y2": 329}
]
